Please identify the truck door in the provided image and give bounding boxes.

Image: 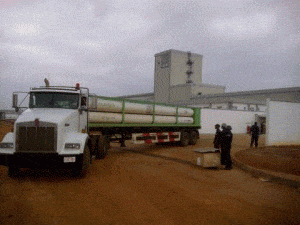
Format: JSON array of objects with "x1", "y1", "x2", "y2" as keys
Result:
[{"x1": 79, "y1": 95, "x2": 88, "y2": 133}]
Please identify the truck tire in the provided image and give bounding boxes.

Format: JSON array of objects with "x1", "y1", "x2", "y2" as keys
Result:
[
  {"x1": 8, "y1": 166, "x2": 20, "y2": 178},
  {"x1": 189, "y1": 131, "x2": 198, "y2": 145},
  {"x1": 73, "y1": 145, "x2": 90, "y2": 177},
  {"x1": 96, "y1": 135, "x2": 108, "y2": 159},
  {"x1": 180, "y1": 131, "x2": 189, "y2": 147}
]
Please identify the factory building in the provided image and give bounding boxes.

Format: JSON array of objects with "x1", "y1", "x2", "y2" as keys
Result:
[
  {"x1": 154, "y1": 49, "x2": 225, "y2": 103},
  {"x1": 120, "y1": 49, "x2": 300, "y2": 145}
]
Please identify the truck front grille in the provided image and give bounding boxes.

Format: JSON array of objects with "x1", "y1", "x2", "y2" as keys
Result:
[{"x1": 16, "y1": 122, "x2": 57, "y2": 153}]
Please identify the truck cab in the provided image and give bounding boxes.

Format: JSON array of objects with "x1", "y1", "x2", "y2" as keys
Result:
[{"x1": 0, "y1": 83, "x2": 91, "y2": 177}]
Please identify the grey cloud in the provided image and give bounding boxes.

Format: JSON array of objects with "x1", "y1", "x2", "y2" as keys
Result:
[{"x1": 0, "y1": 0, "x2": 299, "y2": 109}]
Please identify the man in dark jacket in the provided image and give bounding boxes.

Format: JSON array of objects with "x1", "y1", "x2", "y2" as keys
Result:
[
  {"x1": 213, "y1": 124, "x2": 221, "y2": 149},
  {"x1": 250, "y1": 122, "x2": 260, "y2": 148},
  {"x1": 221, "y1": 124, "x2": 233, "y2": 169}
]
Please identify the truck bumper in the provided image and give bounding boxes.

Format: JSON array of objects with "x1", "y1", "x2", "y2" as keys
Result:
[{"x1": 0, "y1": 153, "x2": 84, "y2": 169}]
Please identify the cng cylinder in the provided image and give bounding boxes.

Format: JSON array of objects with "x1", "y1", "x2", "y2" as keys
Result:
[
  {"x1": 178, "y1": 117, "x2": 194, "y2": 123},
  {"x1": 154, "y1": 115, "x2": 176, "y2": 123},
  {"x1": 89, "y1": 97, "x2": 195, "y2": 123},
  {"x1": 89, "y1": 112, "x2": 194, "y2": 124},
  {"x1": 154, "y1": 105, "x2": 177, "y2": 116},
  {"x1": 153, "y1": 116, "x2": 192, "y2": 123},
  {"x1": 124, "y1": 114, "x2": 153, "y2": 123},
  {"x1": 95, "y1": 99, "x2": 155, "y2": 114},
  {"x1": 95, "y1": 99, "x2": 123, "y2": 112},
  {"x1": 92, "y1": 98, "x2": 194, "y2": 116},
  {"x1": 125, "y1": 102, "x2": 153, "y2": 114},
  {"x1": 89, "y1": 112, "x2": 122, "y2": 123},
  {"x1": 178, "y1": 108, "x2": 194, "y2": 117},
  {"x1": 89, "y1": 112, "x2": 153, "y2": 124}
]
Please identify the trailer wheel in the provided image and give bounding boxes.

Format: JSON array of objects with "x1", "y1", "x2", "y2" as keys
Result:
[
  {"x1": 180, "y1": 131, "x2": 189, "y2": 147},
  {"x1": 96, "y1": 135, "x2": 108, "y2": 159},
  {"x1": 8, "y1": 166, "x2": 20, "y2": 178},
  {"x1": 189, "y1": 131, "x2": 198, "y2": 145},
  {"x1": 73, "y1": 145, "x2": 90, "y2": 177}
]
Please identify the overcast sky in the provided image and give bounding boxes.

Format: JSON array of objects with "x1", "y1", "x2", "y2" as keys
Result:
[{"x1": 1, "y1": 0, "x2": 299, "y2": 109}]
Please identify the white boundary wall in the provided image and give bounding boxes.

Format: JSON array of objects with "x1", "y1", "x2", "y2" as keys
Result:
[
  {"x1": 200, "y1": 109, "x2": 265, "y2": 134},
  {"x1": 266, "y1": 100, "x2": 300, "y2": 145}
]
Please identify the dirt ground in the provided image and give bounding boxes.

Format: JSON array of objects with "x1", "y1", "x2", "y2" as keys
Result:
[
  {"x1": 0, "y1": 127, "x2": 300, "y2": 224},
  {"x1": 0, "y1": 121, "x2": 13, "y2": 141},
  {"x1": 235, "y1": 145, "x2": 300, "y2": 176}
]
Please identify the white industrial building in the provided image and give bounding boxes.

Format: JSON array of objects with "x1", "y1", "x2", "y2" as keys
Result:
[
  {"x1": 120, "y1": 49, "x2": 300, "y2": 145},
  {"x1": 0, "y1": 110, "x2": 19, "y2": 121}
]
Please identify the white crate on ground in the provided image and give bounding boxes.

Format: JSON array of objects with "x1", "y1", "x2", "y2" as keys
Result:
[{"x1": 195, "y1": 148, "x2": 221, "y2": 168}]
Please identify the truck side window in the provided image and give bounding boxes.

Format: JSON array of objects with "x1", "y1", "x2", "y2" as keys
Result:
[{"x1": 81, "y1": 97, "x2": 87, "y2": 107}]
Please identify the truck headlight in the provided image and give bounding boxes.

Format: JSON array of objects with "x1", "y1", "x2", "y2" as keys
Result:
[
  {"x1": 0, "y1": 143, "x2": 14, "y2": 148},
  {"x1": 65, "y1": 143, "x2": 81, "y2": 149}
]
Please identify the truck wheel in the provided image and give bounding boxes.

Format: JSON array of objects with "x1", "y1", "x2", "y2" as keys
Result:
[
  {"x1": 180, "y1": 131, "x2": 189, "y2": 147},
  {"x1": 73, "y1": 145, "x2": 90, "y2": 177},
  {"x1": 96, "y1": 136, "x2": 108, "y2": 159},
  {"x1": 8, "y1": 166, "x2": 20, "y2": 178},
  {"x1": 189, "y1": 131, "x2": 198, "y2": 145}
]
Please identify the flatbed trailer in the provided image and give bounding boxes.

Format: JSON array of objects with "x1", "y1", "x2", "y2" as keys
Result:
[{"x1": 88, "y1": 95, "x2": 200, "y2": 145}]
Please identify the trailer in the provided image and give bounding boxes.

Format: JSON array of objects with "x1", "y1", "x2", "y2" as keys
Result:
[{"x1": 0, "y1": 83, "x2": 200, "y2": 177}]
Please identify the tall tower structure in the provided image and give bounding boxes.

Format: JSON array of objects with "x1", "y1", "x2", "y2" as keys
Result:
[
  {"x1": 154, "y1": 49, "x2": 203, "y2": 103},
  {"x1": 154, "y1": 49, "x2": 225, "y2": 103}
]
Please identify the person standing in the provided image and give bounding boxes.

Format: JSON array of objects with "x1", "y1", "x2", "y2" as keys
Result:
[
  {"x1": 220, "y1": 123, "x2": 226, "y2": 166},
  {"x1": 220, "y1": 123, "x2": 233, "y2": 170},
  {"x1": 213, "y1": 124, "x2": 221, "y2": 149},
  {"x1": 250, "y1": 122, "x2": 260, "y2": 148}
]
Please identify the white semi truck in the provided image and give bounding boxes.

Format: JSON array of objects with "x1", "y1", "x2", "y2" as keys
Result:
[{"x1": 0, "y1": 83, "x2": 201, "y2": 177}]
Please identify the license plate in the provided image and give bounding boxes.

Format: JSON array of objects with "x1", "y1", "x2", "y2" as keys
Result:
[{"x1": 64, "y1": 157, "x2": 76, "y2": 163}]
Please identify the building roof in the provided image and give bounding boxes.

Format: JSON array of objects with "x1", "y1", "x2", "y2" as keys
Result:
[
  {"x1": 174, "y1": 87, "x2": 300, "y2": 106},
  {"x1": 0, "y1": 110, "x2": 17, "y2": 114},
  {"x1": 118, "y1": 87, "x2": 300, "y2": 106},
  {"x1": 117, "y1": 92, "x2": 154, "y2": 99},
  {"x1": 154, "y1": 49, "x2": 203, "y2": 57},
  {"x1": 170, "y1": 83, "x2": 226, "y2": 90}
]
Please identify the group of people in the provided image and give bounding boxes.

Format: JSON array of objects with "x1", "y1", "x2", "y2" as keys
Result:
[
  {"x1": 213, "y1": 122, "x2": 261, "y2": 170},
  {"x1": 213, "y1": 123, "x2": 233, "y2": 170}
]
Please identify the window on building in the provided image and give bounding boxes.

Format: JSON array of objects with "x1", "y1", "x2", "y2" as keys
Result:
[{"x1": 160, "y1": 54, "x2": 170, "y2": 68}]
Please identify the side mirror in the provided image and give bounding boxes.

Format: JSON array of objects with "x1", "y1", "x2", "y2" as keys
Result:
[
  {"x1": 12, "y1": 94, "x2": 18, "y2": 109},
  {"x1": 79, "y1": 96, "x2": 88, "y2": 114}
]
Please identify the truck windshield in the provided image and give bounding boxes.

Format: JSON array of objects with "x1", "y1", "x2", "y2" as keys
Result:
[{"x1": 29, "y1": 92, "x2": 79, "y2": 109}]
